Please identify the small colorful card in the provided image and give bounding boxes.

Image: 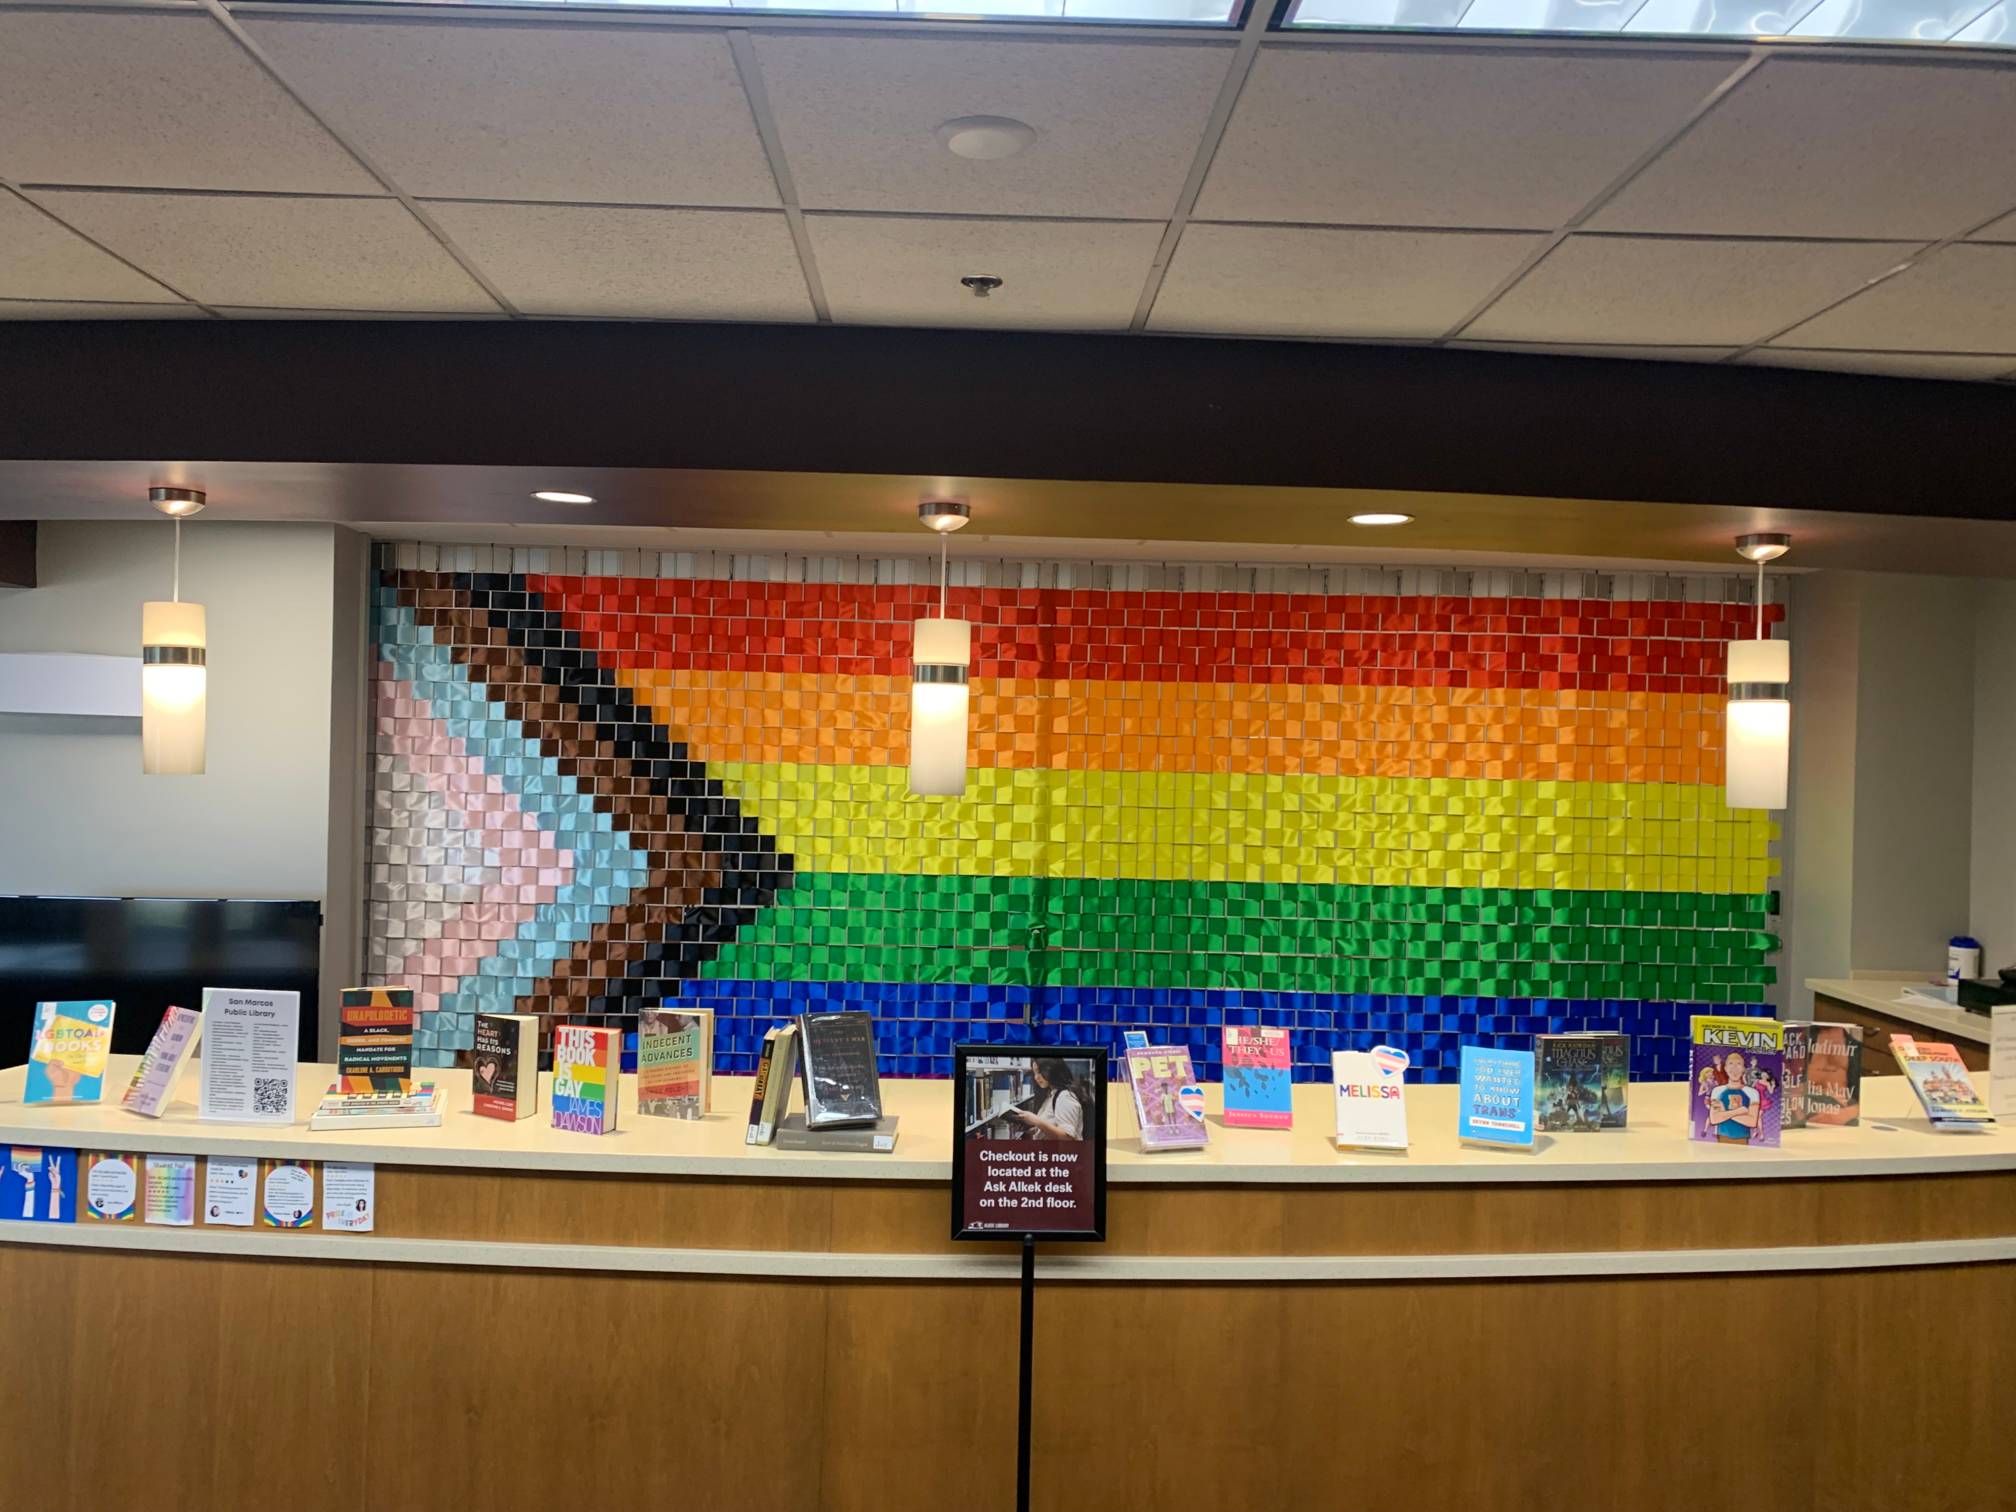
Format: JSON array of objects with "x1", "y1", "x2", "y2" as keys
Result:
[
  {"x1": 1457, "y1": 1045, "x2": 1536, "y2": 1150},
  {"x1": 320, "y1": 1162, "x2": 376, "y2": 1233},
  {"x1": 257, "y1": 1159, "x2": 318, "y2": 1230},
  {"x1": 79, "y1": 1151, "x2": 141, "y2": 1222},
  {"x1": 25, "y1": 1000, "x2": 116, "y2": 1105},
  {"x1": 144, "y1": 1155, "x2": 198, "y2": 1227},
  {"x1": 203, "y1": 1158, "x2": 257, "y2": 1227},
  {"x1": 3, "y1": 1146, "x2": 77, "y2": 1223}
]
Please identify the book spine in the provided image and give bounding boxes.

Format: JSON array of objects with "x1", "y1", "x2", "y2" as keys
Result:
[{"x1": 746, "y1": 1033, "x2": 778, "y2": 1145}]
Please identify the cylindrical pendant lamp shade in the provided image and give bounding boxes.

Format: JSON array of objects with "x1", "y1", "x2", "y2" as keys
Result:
[
  {"x1": 1724, "y1": 637, "x2": 1789, "y2": 811},
  {"x1": 910, "y1": 617, "x2": 971, "y2": 797},
  {"x1": 142, "y1": 599, "x2": 206, "y2": 775}
]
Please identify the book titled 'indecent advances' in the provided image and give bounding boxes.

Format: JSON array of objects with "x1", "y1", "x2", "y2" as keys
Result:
[{"x1": 637, "y1": 1008, "x2": 713, "y2": 1120}]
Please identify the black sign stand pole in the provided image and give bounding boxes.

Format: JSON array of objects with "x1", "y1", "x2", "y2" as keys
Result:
[{"x1": 1016, "y1": 1233, "x2": 1036, "y2": 1512}]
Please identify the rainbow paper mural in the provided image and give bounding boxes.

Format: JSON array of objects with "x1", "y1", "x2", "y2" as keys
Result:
[{"x1": 368, "y1": 549, "x2": 1780, "y2": 1081}]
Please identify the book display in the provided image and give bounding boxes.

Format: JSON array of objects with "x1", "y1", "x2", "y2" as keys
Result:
[
  {"x1": 472, "y1": 1013, "x2": 540, "y2": 1122},
  {"x1": 1457, "y1": 1045, "x2": 1536, "y2": 1150},
  {"x1": 25, "y1": 1000, "x2": 116, "y2": 1105},
  {"x1": 1222, "y1": 1025, "x2": 1293, "y2": 1130},
  {"x1": 1534, "y1": 1033, "x2": 1628, "y2": 1132},
  {"x1": 637, "y1": 1007, "x2": 713, "y2": 1120},
  {"x1": 797, "y1": 1010, "x2": 883, "y2": 1129},
  {"x1": 121, "y1": 1006, "x2": 201, "y2": 1119},
  {"x1": 309, "y1": 1082, "x2": 443, "y2": 1131},
  {"x1": 1125, "y1": 1044, "x2": 1208, "y2": 1152},
  {"x1": 1688, "y1": 1016, "x2": 1785, "y2": 1148}
]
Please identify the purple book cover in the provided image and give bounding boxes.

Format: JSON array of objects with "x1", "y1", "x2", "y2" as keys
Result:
[
  {"x1": 1688, "y1": 1016, "x2": 1785, "y2": 1148},
  {"x1": 1127, "y1": 1046, "x2": 1208, "y2": 1152}
]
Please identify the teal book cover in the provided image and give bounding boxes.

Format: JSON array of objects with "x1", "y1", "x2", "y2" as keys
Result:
[
  {"x1": 24, "y1": 1000, "x2": 115, "y2": 1105},
  {"x1": 1457, "y1": 1045, "x2": 1536, "y2": 1149}
]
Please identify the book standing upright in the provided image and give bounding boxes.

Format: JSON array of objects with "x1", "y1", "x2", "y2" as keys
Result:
[
  {"x1": 1126, "y1": 1045, "x2": 1209, "y2": 1152},
  {"x1": 471, "y1": 1013, "x2": 540, "y2": 1122},
  {"x1": 551, "y1": 1025, "x2": 621, "y2": 1135},
  {"x1": 25, "y1": 1000, "x2": 116, "y2": 1105},
  {"x1": 1222, "y1": 1025, "x2": 1293, "y2": 1130},
  {"x1": 637, "y1": 1008, "x2": 713, "y2": 1120}
]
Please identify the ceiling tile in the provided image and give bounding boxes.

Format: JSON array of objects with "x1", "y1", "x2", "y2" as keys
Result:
[
  {"x1": 1772, "y1": 244, "x2": 2016, "y2": 353},
  {"x1": 1968, "y1": 209, "x2": 2016, "y2": 242},
  {"x1": 1150, "y1": 224, "x2": 1544, "y2": 339},
  {"x1": 0, "y1": 298, "x2": 204, "y2": 320},
  {"x1": 425, "y1": 202, "x2": 812, "y2": 321},
  {"x1": 32, "y1": 192, "x2": 499, "y2": 313},
  {"x1": 809, "y1": 214, "x2": 1161, "y2": 330},
  {"x1": 1449, "y1": 341, "x2": 1738, "y2": 363},
  {"x1": 1464, "y1": 234, "x2": 1914, "y2": 346},
  {"x1": 0, "y1": 192, "x2": 179, "y2": 304},
  {"x1": 1590, "y1": 57, "x2": 2016, "y2": 239},
  {"x1": 1196, "y1": 47, "x2": 1740, "y2": 230},
  {"x1": 751, "y1": 34, "x2": 1231, "y2": 219},
  {"x1": 242, "y1": 19, "x2": 779, "y2": 208},
  {"x1": 1740, "y1": 348, "x2": 2016, "y2": 382},
  {"x1": 0, "y1": 11, "x2": 376, "y2": 194}
]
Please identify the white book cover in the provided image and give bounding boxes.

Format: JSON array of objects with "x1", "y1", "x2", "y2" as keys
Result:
[
  {"x1": 198, "y1": 987, "x2": 302, "y2": 1124},
  {"x1": 1332, "y1": 1046, "x2": 1410, "y2": 1151}
]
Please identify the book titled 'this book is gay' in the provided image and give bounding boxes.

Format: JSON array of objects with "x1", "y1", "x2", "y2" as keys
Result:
[
  {"x1": 552, "y1": 1025, "x2": 621, "y2": 1136},
  {"x1": 1221, "y1": 1025, "x2": 1292, "y2": 1130}
]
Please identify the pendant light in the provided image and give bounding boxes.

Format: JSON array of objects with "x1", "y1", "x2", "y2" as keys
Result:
[
  {"x1": 142, "y1": 487, "x2": 207, "y2": 775},
  {"x1": 909, "y1": 499, "x2": 972, "y2": 797},
  {"x1": 1724, "y1": 532, "x2": 1790, "y2": 810}
]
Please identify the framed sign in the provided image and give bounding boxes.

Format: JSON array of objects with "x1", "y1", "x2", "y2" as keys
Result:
[{"x1": 952, "y1": 1044, "x2": 1108, "y2": 1242}]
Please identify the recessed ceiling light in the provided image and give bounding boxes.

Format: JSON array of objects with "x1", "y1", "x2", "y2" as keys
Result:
[
  {"x1": 1348, "y1": 512, "x2": 1413, "y2": 527},
  {"x1": 936, "y1": 116, "x2": 1038, "y2": 161},
  {"x1": 532, "y1": 490, "x2": 595, "y2": 505}
]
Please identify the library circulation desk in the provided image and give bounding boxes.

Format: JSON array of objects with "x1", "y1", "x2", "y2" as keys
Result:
[{"x1": 4, "y1": 1058, "x2": 2014, "y2": 1512}]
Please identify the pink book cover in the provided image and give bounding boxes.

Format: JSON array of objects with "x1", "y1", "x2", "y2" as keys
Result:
[
  {"x1": 1221, "y1": 1026, "x2": 1293, "y2": 1129},
  {"x1": 1127, "y1": 1046, "x2": 1209, "y2": 1152}
]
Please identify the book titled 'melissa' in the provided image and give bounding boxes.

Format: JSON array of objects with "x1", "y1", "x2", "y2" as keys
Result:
[
  {"x1": 1332, "y1": 1046, "x2": 1409, "y2": 1152},
  {"x1": 551, "y1": 1025, "x2": 620, "y2": 1136},
  {"x1": 472, "y1": 1013, "x2": 540, "y2": 1122}
]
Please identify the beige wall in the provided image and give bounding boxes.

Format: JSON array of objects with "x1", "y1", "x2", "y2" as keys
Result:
[
  {"x1": 1973, "y1": 590, "x2": 2016, "y2": 972},
  {"x1": 0, "y1": 519, "x2": 364, "y2": 1044}
]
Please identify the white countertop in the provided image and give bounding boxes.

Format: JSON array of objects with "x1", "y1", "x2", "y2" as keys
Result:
[
  {"x1": 2, "y1": 1057, "x2": 2010, "y2": 1185},
  {"x1": 1807, "y1": 977, "x2": 1997, "y2": 1045}
]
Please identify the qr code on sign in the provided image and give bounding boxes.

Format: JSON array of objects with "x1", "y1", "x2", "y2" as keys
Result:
[{"x1": 253, "y1": 1078, "x2": 290, "y2": 1115}]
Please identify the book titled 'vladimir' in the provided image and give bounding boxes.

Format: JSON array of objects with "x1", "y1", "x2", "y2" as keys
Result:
[
  {"x1": 551, "y1": 1025, "x2": 620, "y2": 1135},
  {"x1": 1804, "y1": 1022, "x2": 1864, "y2": 1126},
  {"x1": 1689, "y1": 1015, "x2": 1784, "y2": 1148},
  {"x1": 1534, "y1": 1033, "x2": 1628, "y2": 1132},
  {"x1": 1127, "y1": 1045, "x2": 1209, "y2": 1152},
  {"x1": 471, "y1": 1013, "x2": 539, "y2": 1122},
  {"x1": 1221, "y1": 1025, "x2": 1292, "y2": 1130}
]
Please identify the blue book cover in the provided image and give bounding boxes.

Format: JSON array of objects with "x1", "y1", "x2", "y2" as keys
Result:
[
  {"x1": 3, "y1": 1147, "x2": 79, "y2": 1223},
  {"x1": 1222, "y1": 1026, "x2": 1293, "y2": 1129},
  {"x1": 1457, "y1": 1045, "x2": 1536, "y2": 1149},
  {"x1": 24, "y1": 1000, "x2": 115, "y2": 1105}
]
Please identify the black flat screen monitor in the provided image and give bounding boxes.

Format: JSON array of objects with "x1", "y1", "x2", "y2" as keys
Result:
[{"x1": 0, "y1": 895, "x2": 321, "y2": 1063}]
